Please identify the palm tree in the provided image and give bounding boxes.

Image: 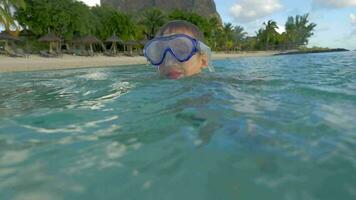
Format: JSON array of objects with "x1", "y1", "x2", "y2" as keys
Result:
[
  {"x1": 263, "y1": 20, "x2": 278, "y2": 50},
  {"x1": 223, "y1": 23, "x2": 234, "y2": 39},
  {"x1": 222, "y1": 23, "x2": 234, "y2": 50},
  {"x1": 140, "y1": 8, "x2": 166, "y2": 40},
  {"x1": 285, "y1": 14, "x2": 316, "y2": 49},
  {"x1": 232, "y1": 25, "x2": 247, "y2": 50},
  {"x1": 208, "y1": 16, "x2": 221, "y2": 50},
  {"x1": 233, "y1": 26, "x2": 247, "y2": 40},
  {"x1": 295, "y1": 14, "x2": 316, "y2": 46},
  {"x1": 285, "y1": 16, "x2": 296, "y2": 48},
  {"x1": 0, "y1": 0, "x2": 26, "y2": 32}
]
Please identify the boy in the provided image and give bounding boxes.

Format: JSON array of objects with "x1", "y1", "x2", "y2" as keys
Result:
[{"x1": 143, "y1": 20, "x2": 212, "y2": 79}]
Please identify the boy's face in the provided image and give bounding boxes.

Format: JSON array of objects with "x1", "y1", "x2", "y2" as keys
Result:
[{"x1": 158, "y1": 29, "x2": 208, "y2": 79}]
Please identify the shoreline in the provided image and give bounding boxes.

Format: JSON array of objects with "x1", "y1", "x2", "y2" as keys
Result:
[
  {"x1": 0, "y1": 51, "x2": 279, "y2": 73},
  {"x1": 274, "y1": 48, "x2": 349, "y2": 56}
]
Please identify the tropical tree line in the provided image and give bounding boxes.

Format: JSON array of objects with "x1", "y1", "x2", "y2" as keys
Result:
[{"x1": 1, "y1": 0, "x2": 317, "y2": 52}]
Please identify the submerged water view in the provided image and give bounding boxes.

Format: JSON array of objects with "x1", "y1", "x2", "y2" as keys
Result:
[{"x1": 0, "y1": 51, "x2": 355, "y2": 200}]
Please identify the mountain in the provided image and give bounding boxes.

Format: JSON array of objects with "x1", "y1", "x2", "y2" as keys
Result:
[{"x1": 100, "y1": 0, "x2": 220, "y2": 19}]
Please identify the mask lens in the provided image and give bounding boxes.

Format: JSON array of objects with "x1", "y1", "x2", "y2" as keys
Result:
[
  {"x1": 145, "y1": 41, "x2": 167, "y2": 64},
  {"x1": 170, "y1": 37, "x2": 194, "y2": 61}
]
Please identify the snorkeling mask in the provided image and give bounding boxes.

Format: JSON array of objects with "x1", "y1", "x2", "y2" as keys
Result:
[{"x1": 143, "y1": 34, "x2": 214, "y2": 72}]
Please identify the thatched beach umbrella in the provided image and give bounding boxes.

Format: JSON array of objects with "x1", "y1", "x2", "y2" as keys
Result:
[
  {"x1": 106, "y1": 35, "x2": 123, "y2": 54},
  {"x1": 0, "y1": 32, "x2": 20, "y2": 51},
  {"x1": 82, "y1": 35, "x2": 102, "y2": 55},
  {"x1": 38, "y1": 33, "x2": 61, "y2": 53},
  {"x1": 0, "y1": 32, "x2": 19, "y2": 41},
  {"x1": 124, "y1": 40, "x2": 139, "y2": 56}
]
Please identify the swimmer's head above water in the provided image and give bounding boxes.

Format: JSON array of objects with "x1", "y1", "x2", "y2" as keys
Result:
[{"x1": 144, "y1": 20, "x2": 213, "y2": 79}]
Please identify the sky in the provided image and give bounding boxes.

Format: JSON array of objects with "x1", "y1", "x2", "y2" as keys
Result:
[
  {"x1": 4, "y1": 0, "x2": 354, "y2": 49},
  {"x1": 214, "y1": 0, "x2": 356, "y2": 50}
]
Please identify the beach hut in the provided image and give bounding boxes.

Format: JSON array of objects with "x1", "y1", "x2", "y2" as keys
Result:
[
  {"x1": 0, "y1": 31, "x2": 20, "y2": 52},
  {"x1": 0, "y1": 32, "x2": 27, "y2": 57},
  {"x1": 38, "y1": 33, "x2": 61, "y2": 53},
  {"x1": 82, "y1": 35, "x2": 102, "y2": 56},
  {"x1": 124, "y1": 40, "x2": 139, "y2": 56},
  {"x1": 106, "y1": 35, "x2": 123, "y2": 54}
]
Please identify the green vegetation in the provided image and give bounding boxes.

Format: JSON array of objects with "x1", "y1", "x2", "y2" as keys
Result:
[
  {"x1": 140, "y1": 8, "x2": 166, "y2": 40},
  {"x1": 1, "y1": 0, "x2": 317, "y2": 52},
  {"x1": 284, "y1": 14, "x2": 317, "y2": 49},
  {"x1": 0, "y1": 0, "x2": 26, "y2": 32}
]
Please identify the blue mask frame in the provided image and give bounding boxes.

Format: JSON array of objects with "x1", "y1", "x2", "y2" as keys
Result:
[{"x1": 143, "y1": 34, "x2": 199, "y2": 66}]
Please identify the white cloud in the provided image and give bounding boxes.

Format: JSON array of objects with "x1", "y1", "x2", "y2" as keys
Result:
[
  {"x1": 351, "y1": 14, "x2": 356, "y2": 25},
  {"x1": 79, "y1": 0, "x2": 100, "y2": 7},
  {"x1": 276, "y1": 24, "x2": 285, "y2": 34},
  {"x1": 229, "y1": 0, "x2": 283, "y2": 23},
  {"x1": 313, "y1": 0, "x2": 356, "y2": 8}
]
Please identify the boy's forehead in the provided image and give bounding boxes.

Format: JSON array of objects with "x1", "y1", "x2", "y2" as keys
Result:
[{"x1": 162, "y1": 28, "x2": 196, "y2": 38}]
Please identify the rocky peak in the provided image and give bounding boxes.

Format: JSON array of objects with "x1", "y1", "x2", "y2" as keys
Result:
[{"x1": 101, "y1": 0, "x2": 220, "y2": 19}]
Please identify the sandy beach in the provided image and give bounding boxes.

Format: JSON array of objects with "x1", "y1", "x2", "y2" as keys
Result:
[{"x1": 0, "y1": 51, "x2": 279, "y2": 73}]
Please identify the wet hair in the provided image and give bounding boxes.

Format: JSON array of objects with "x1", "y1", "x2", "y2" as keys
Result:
[{"x1": 156, "y1": 20, "x2": 204, "y2": 41}]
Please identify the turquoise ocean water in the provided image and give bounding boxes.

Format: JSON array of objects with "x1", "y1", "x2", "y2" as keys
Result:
[{"x1": 0, "y1": 51, "x2": 355, "y2": 200}]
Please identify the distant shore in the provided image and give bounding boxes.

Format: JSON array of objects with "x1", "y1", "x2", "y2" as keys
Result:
[
  {"x1": 0, "y1": 51, "x2": 279, "y2": 73},
  {"x1": 274, "y1": 48, "x2": 349, "y2": 56},
  {"x1": 1, "y1": 49, "x2": 351, "y2": 73}
]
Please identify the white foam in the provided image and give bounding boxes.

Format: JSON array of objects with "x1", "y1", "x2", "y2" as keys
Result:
[
  {"x1": 106, "y1": 142, "x2": 127, "y2": 159},
  {"x1": 79, "y1": 72, "x2": 108, "y2": 80},
  {"x1": 83, "y1": 116, "x2": 119, "y2": 127},
  {"x1": 22, "y1": 125, "x2": 83, "y2": 134},
  {"x1": 0, "y1": 150, "x2": 29, "y2": 165}
]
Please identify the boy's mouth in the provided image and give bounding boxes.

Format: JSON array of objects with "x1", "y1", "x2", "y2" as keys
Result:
[
  {"x1": 163, "y1": 68, "x2": 184, "y2": 79},
  {"x1": 166, "y1": 69, "x2": 184, "y2": 79}
]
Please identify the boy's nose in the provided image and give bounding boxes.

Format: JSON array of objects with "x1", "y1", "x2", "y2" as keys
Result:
[{"x1": 161, "y1": 52, "x2": 180, "y2": 67}]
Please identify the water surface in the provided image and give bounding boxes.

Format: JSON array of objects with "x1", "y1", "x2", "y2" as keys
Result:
[{"x1": 0, "y1": 51, "x2": 355, "y2": 200}]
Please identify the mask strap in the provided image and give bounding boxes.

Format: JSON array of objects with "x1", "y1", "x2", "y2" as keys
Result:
[{"x1": 198, "y1": 41, "x2": 214, "y2": 72}]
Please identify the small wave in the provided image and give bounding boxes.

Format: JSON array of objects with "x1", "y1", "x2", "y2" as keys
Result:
[
  {"x1": 22, "y1": 115, "x2": 119, "y2": 135},
  {"x1": 76, "y1": 81, "x2": 134, "y2": 110},
  {"x1": 22, "y1": 125, "x2": 83, "y2": 134},
  {"x1": 83, "y1": 116, "x2": 119, "y2": 128},
  {"x1": 78, "y1": 71, "x2": 109, "y2": 80},
  {"x1": 0, "y1": 150, "x2": 29, "y2": 165}
]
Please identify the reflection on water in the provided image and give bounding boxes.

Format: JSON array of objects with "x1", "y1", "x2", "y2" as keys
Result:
[{"x1": 0, "y1": 52, "x2": 356, "y2": 200}]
